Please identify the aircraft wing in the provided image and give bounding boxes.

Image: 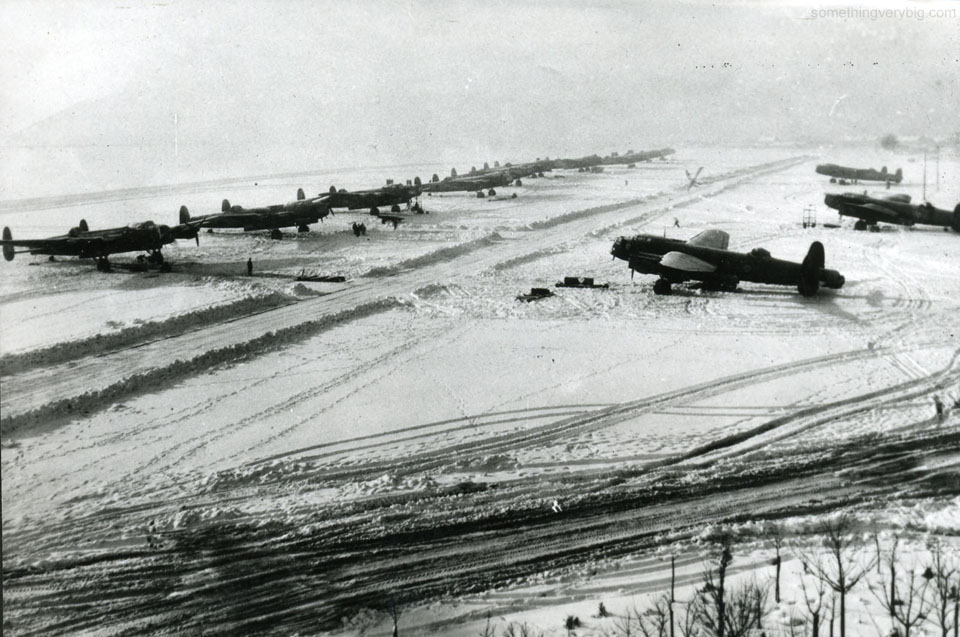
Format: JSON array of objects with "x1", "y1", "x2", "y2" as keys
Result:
[
  {"x1": 661, "y1": 251, "x2": 717, "y2": 273},
  {"x1": 0, "y1": 237, "x2": 101, "y2": 250},
  {"x1": 686, "y1": 229, "x2": 729, "y2": 250}
]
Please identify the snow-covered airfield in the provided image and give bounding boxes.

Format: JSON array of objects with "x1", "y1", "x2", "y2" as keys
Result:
[{"x1": 2, "y1": 144, "x2": 958, "y2": 635}]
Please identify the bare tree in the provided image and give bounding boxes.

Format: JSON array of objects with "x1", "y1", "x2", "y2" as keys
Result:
[
  {"x1": 669, "y1": 554, "x2": 677, "y2": 637},
  {"x1": 766, "y1": 522, "x2": 785, "y2": 603},
  {"x1": 800, "y1": 514, "x2": 877, "y2": 637},
  {"x1": 723, "y1": 580, "x2": 770, "y2": 637},
  {"x1": 696, "y1": 532, "x2": 734, "y2": 637},
  {"x1": 870, "y1": 538, "x2": 935, "y2": 637},
  {"x1": 799, "y1": 556, "x2": 830, "y2": 637},
  {"x1": 927, "y1": 540, "x2": 959, "y2": 637},
  {"x1": 607, "y1": 609, "x2": 634, "y2": 637},
  {"x1": 874, "y1": 535, "x2": 901, "y2": 619},
  {"x1": 502, "y1": 621, "x2": 542, "y2": 637},
  {"x1": 875, "y1": 566, "x2": 933, "y2": 637},
  {"x1": 387, "y1": 597, "x2": 402, "y2": 637},
  {"x1": 636, "y1": 594, "x2": 672, "y2": 637},
  {"x1": 675, "y1": 600, "x2": 700, "y2": 637}
]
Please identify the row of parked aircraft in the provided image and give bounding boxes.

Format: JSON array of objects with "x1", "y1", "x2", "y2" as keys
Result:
[
  {"x1": 608, "y1": 156, "x2": 958, "y2": 297},
  {"x1": 817, "y1": 162, "x2": 960, "y2": 232},
  {"x1": 1, "y1": 148, "x2": 676, "y2": 271}
]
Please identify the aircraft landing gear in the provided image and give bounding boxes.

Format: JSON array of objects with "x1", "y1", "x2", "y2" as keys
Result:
[
  {"x1": 96, "y1": 257, "x2": 111, "y2": 272},
  {"x1": 270, "y1": 228, "x2": 283, "y2": 240},
  {"x1": 854, "y1": 220, "x2": 867, "y2": 231},
  {"x1": 147, "y1": 250, "x2": 164, "y2": 264},
  {"x1": 653, "y1": 279, "x2": 672, "y2": 295},
  {"x1": 868, "y1": 224, "x2": 880, "y2": 233},
  {"x1": 297, "y1": 224, "x2": 309, "y2": 233},
  {"x1": 391, "y1": 204, "x2": 401, "y2": 213}
]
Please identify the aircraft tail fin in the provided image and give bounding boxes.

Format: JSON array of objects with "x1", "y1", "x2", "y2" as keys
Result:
[
  {"x1": 894, "y1": 168, "x2": 903, "y2": 183},
  {"x1": 297, "y1": 188, "x2": 305, "y2": 201},
  {"x1": 952, "y1": 204, "x2": 960, "y2": 232},
  {"x1": 2, "y1": 227, "x2": 13, "y2": 261},
  {"x1": 798, "y1": 241, "x2": 825, "y2": 297},
  {"x1": 881, "y1": 166, "x2": 888, "y2": 175},
  {"x1": 222, "y1": 199, "x2": 231, "y2": 212},
  {"x1": 79, "y1": 219, "x2": 89, "y2": 233},
  {"x1": 179, "y1": 205, "x2": 191, "y2": 224}
]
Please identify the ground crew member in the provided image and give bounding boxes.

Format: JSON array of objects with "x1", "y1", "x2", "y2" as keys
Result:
[{"x1": 247, "y1": 258, "x2": 253, "y2": 276}]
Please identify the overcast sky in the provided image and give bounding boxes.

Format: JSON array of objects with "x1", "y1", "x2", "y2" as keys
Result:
[{"x1": 1, "y1": 0, "x2": 958, "y2": 190}]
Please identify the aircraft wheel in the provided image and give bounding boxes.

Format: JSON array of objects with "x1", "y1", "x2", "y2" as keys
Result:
[
  {"x1": 270, "y1": 229, "x2": 283, "y2": 240},
  {"x1": 297, "y1": 224, "x2": 309, "y2": 233},
  {"x1": 160, "y1": 262, "x2": 172, "y2": 273},
  {"x1": 868, "y1": 224, "x2": 880, "y2": 233},
  {"x1": 854, "y1": 220, "x2": 867, "y2": 231},
  {"x1": 97, "y1": 259, "x2": 111, "y2": 272},
  {"x1": 653, "y1": 279, "x2": 672, "y2": 296},
  {"x1": 391, "y1": 204, "x2": 401, "y2": 213}
]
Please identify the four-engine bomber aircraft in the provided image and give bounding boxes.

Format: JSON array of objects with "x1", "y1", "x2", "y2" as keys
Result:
[
  {"x1": 815, "y1": 163, "x2": 903, "y2": 185},
  {"x1": 2, "y1": 219, "x2": 192, "y2": 271},
  {"x1": 323, "y1": 183, "x2": 420, "y2": 211},
  {"x1": 421, "y1": 171, "x2": 513, "y2": 193},
  {"x1": 824, "y1": 192, "x2": 960, "y2": 232},
  {"x1": 611, "y1": 229, "x2": 845, "y2": 296},
  {"x1": 178, "y1": 188, "x2": 331, "y2": 239}
]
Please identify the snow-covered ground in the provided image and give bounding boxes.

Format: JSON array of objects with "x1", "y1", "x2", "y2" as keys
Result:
[{"x1": 1, "y1": 146, "x2": 958, "y2": 636}]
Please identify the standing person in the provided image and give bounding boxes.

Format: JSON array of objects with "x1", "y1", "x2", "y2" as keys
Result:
[
  {"x1": 933, "y1": 395, "x2": 944, "y2": 422},
  {"x1": 246, "y1": 257, "x2": 253, "y2": 276}
]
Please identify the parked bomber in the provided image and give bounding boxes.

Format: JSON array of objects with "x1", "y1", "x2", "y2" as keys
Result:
[
  {"x1": 824, "y1": 192, "x2": 960, "y2": 232},
  {"x1": 610, "y1": 229, "x2": 845, "y2": 296},
  {"x1": 815, "y1": 163, "x2": 903, "y2": 184},
  {"x1": 1, "y1": 219, "x2": 195, "y2": 271},
  {"x1": 422, "y1": 171, "x2": 513, "y2": 193},
  {"x1": 323, "y1": 183, "x2": 420, "y2": 211},
  {"x1": 178, "y1": 188, "x2": 331, "y2": 239}
]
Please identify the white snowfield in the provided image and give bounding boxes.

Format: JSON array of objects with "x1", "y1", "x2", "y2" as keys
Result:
[{"x1": 1, "y1": 147, "x2": 958, "y2": 636}]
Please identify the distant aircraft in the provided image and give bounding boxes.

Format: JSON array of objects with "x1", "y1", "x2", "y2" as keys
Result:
[
  {"x1": 323, "y1": 183, "x2": 420, "y2": 211},
  {"x1": 2, "y1": 219, "x2": 193, "y2": 271},
  {"x1": 815, "y1": 164, "x2": 903, "y2": 185},
  {"x1": 685, "y1": 167, "x2": 704, "y2": 191},
  {"x1": 601, "y1": 148, "x2": 675, "y2": 166},
  {"x1": 555, "y1": 148, "x2": 674, "y2": 170},
  {"x1": 824, "y1": 192, "x2": 960, "y2": 232},
  {"x1": 610, "y1": 229, "x2": 845, "y2": 296},
  {"x1": 179, "y1": 188, "x2": 331, "y2": 239},
  {"x1": 421, "y1": 171, "x2": 512, "y2": 193}
]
